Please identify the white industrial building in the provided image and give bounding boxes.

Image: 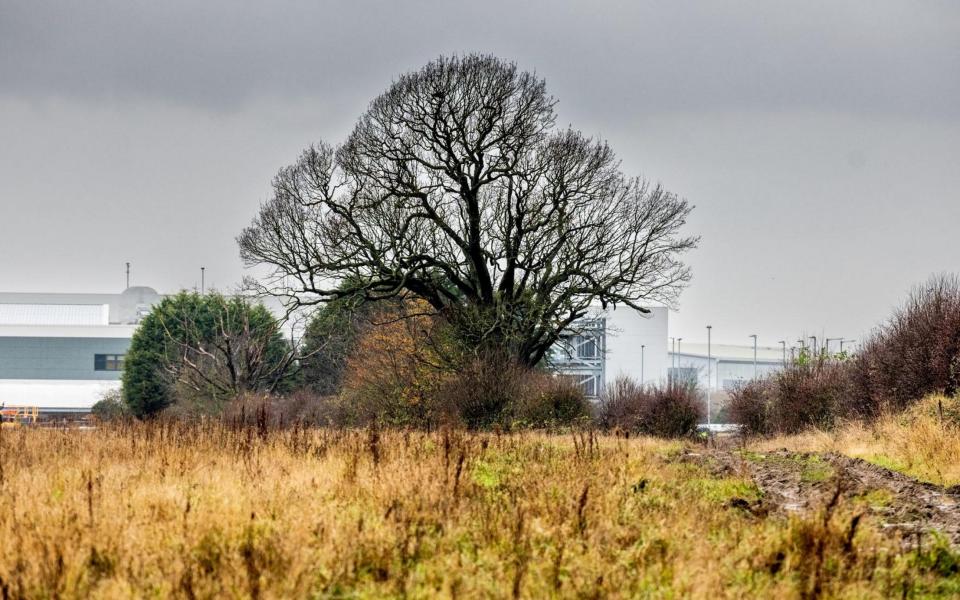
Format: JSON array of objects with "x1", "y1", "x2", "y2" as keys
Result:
[
  {"x1": 553, "y1": 308, "x2": 788, "y2": 407},
  {"x1": 552, "y1": 306, "x2": 670, "y2": 396},
  {"x1": 1, "y1": 284, "x2": 789, "y2": 421},
  {"x1": 0, "y1": 287, "x2": 163, "y2": 413},
  {"x1": 668, "y1": 342, "x2": 785, "y2": 392}
]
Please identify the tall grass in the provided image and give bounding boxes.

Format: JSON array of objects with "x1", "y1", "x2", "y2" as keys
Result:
[{"x1": 0, "y1": 422, "x2": 956, "y2": 598}]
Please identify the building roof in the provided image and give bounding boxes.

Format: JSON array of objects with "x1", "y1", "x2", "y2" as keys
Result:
[
  {"x1": 0, "y1": 324, "x2": 138, "y2": 338},
  {"x1": 0, "y1": 303, "x2": 109, "y2": 326},
  {"x1": 669, "y1": 342, "x2": 784, "y2": 362},
  {"x1": 0, "y1": 287, "x2": 162, "y2": 325}
]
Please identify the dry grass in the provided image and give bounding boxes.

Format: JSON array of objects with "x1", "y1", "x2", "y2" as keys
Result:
[
  {"x1": 749, "y1": 394, "x2": 960, "y2": 487},
  {"x1": 0, "y1": 421, "x2": 957, "y2": 598}
]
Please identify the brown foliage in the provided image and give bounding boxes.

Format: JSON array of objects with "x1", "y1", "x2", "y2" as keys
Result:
[
  {"x1": 728, "y1": 358, "x2": 855, "y2": 435},
  {"x1": 437, "y1": 356, "x2": 590, "y2": 429},
  {"x1": 595, "y1": 377, "x2": 703, "y2": 437},
  {"x1": 340, "y1": 300, "x2": 450, "y2": 427},
  {"x1": 852, "y1": 274, "x2": 960, "y2": 415},
  {"x1": 731, "y1": 275, "x2": 960, "y2": 435}
]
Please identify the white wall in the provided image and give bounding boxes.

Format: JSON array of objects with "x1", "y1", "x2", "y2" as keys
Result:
[
  {"x1": 602, "y1": 306, "x2": 669, "y2": 386},
  {"x1": 0, "y1": 379, "x2": 120, "y2": 411},
  {"x1": 671, "y1": 353, "x2": 783, "y2": 390}
]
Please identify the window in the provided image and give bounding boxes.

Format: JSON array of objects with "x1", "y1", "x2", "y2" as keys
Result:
[
  {"x1": 576, "y1": 335, "x2": 599, "y2": 359},
  {"x1": 94, "y1": 354, "x2": 125, "y2": 371}
]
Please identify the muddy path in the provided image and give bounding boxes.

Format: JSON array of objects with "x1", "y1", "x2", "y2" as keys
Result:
[{"x1": 680, "y1": 447, "x2": 960, "y2": 547}]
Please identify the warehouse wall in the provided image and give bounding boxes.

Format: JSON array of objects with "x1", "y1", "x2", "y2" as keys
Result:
[
  {"x1": 0, "y1": 337, "x2": 130, "y2": 380},
  {"x1": 603, "y1": 306, "x2": 670, "y2": 386}
]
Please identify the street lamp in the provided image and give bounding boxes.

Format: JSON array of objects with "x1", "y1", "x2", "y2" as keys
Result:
[
  {"x1": 706, "y1": 325, "x2": 712, "y2": 426},
  {"x1": 840, "y1": 338, "x2": 856, "y2": 353},
  {"x1": 640, "y1": 344, "x2": 645, "y2": 383},
  {"x1": 676, "y1": 338, "x2": 682, "y2": 375},
  {"x1": 749, "y1": 334, "x2": 758, "y2": 378},
  {"x1": 825, "y1": 337, "x2": 843, "y2": 356},
  {"x1": 809, "y1": 336, "x2": 818, "y2": 356},
  {"x1": 779, "y1": 340, "x2": 786, "y2": 365},
  {"x1": 670, "y1": 337, "x2": 676, "y2": 376}
]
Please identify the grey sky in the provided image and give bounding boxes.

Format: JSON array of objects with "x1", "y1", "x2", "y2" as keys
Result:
[{"x1": 1, "y1": 0, "x2": 958, "y2": 345}]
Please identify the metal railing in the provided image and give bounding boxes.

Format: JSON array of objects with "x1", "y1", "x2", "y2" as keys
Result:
[{"x1": 0, "y1": 405, "x2": 39, "y2": 427}]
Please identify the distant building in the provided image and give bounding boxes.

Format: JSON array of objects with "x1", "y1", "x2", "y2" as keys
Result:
[
  {"x1": 669, "y1": 342, "x2": 785, "y2": 391},
  {"x1": 552, "y1": 312, "x2": 788, "y2": 401},
  {"x1": 551, "y1": 306, "x2": 670, "y2": 397},
  {"x1": 0, "y1": 287, "x2": 163, "y2": 414}
]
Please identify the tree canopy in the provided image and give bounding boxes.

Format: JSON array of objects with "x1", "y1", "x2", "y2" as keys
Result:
[
  {"x1": 239, "y1": 54, "x2": 697, "y2": 366},
  {"x1": 122, "y1": 292, "x2": 296, "y2": 418}
]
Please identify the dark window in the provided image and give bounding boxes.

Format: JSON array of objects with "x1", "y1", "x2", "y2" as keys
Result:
[
  {"x1": 94, "y1": 354, "x2": 125, "y2": 371},
  {"x1": 577, "y1": 335, "x2": 599, "y2": 359}
]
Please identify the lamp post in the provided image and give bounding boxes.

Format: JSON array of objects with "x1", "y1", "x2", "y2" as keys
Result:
[
  {"x1": 840, "y1": 339, "x2": 855, "y2": 353},
  {"x1": 749, "y1": 334, "x2": 758, "y2": 378},
  {"x1": 670, "y1": 337, "x2": 676, "y2": 379},
  {"x1": 706, "y1": 325, "x2": 712, "y2": 426},
  {"x1": 640, "y1": 344, "x2": 645, "y2": 383},
  {"x1": 201, "y1": 267, "x2": 206, "y2": 295},
  {"x1": 825, "y1": 337, "x2": 843, "y2": 357},
  {"x1": 779, "y1": 340, "x2": 786, "y2": 365},
  {"x1": 676, "y1": 338, "x2": 682, "y2": 379},
  {"x1": 810, "y1": 336, "x2": 818, "y2": 356}
]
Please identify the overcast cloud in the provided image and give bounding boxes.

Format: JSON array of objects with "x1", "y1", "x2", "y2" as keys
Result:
[{"x1": 1, "y1": 0, "x2": 958, "y2": 345}]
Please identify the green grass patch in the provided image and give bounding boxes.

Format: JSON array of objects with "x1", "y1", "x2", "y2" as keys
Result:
[
  {"x1": 863, "y1": 453, "x2": 910, "y2": 474},
  {"x1": 740, "y1": 451, "x2": 835, "y2": 483},
  {"x1": 687, "y1": 477, "x2": 763, "y2": 504}
]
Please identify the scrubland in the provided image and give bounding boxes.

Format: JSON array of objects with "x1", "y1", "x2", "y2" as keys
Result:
[
  {"x1": 2, "y1": 419, "x2": 959, "y2": 599},
  {"x1": 749, "y1": 394, "x2": 960, "y2": 488}
]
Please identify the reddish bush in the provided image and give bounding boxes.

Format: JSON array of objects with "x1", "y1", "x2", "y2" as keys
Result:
[
  {"x1": 852, "y1": 274, "x2": 960, "y2": 415},
  {"x1": 225, "y1": 390, "x2": 358, "y2": 428},
  {"x1": 730, "y1": 275, "x2": 960, "y2": 435},
  {"x1": 729, "y1": 357, "x2": 855, "y2": 435},
  {"x1": 596, "y1": 377, "x2": 703, "y2": 438},
  {"x1": 436, "y1": 356, "x2": 590, "y2": 429},
  {"x1": 726, "y1": 380, "x2": 770, "y2": 435}
]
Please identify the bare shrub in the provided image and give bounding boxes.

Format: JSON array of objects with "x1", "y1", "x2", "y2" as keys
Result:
[
  {"x1": 434, "y1": 354, "x2": 524, "y2": 429},
  {"x1": 596, "y1": 377, "x2": 703, "y2": 438},
  {"x1": 507, "y1": 371, "x2": 591, "y2": 429},
  {"x1": 852, "y1": 274, "x2": 960, "y2": 415},
  {"x1": 434, "y1": 356, "x2": 590, "y2": 429},
  {"x1": 726, "y1": 380, "x2": 770, "y2": 435},
  {"x1": 224, "y1": 391, "x2": 358, "y2": 429},
  {"x1": 91, "y1": 389, "x2": 130, "y2": 422},
  {"x1": 729, "y1": 356, "x2": 855, "y2": 435}
]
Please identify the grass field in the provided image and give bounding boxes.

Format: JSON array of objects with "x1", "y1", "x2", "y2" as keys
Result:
[{"x1": 1, "y1": 419, "x2": 958, "y2": 599}]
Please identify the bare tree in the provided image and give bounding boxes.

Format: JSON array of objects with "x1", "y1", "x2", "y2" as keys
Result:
[
  {"x1": 159, "y1": 296, "x2": 296, "y2": 402},
  {"x1": 124, "y1": 292, "x2": 307, "y2": 417},
  {"x1": 239, "y1": 54, "x2": 697, "y2": 366}
]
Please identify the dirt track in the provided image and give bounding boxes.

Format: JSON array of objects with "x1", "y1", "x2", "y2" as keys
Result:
[{"x1": 680, "y1": 447, "x2": 960, "y2": 547}]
